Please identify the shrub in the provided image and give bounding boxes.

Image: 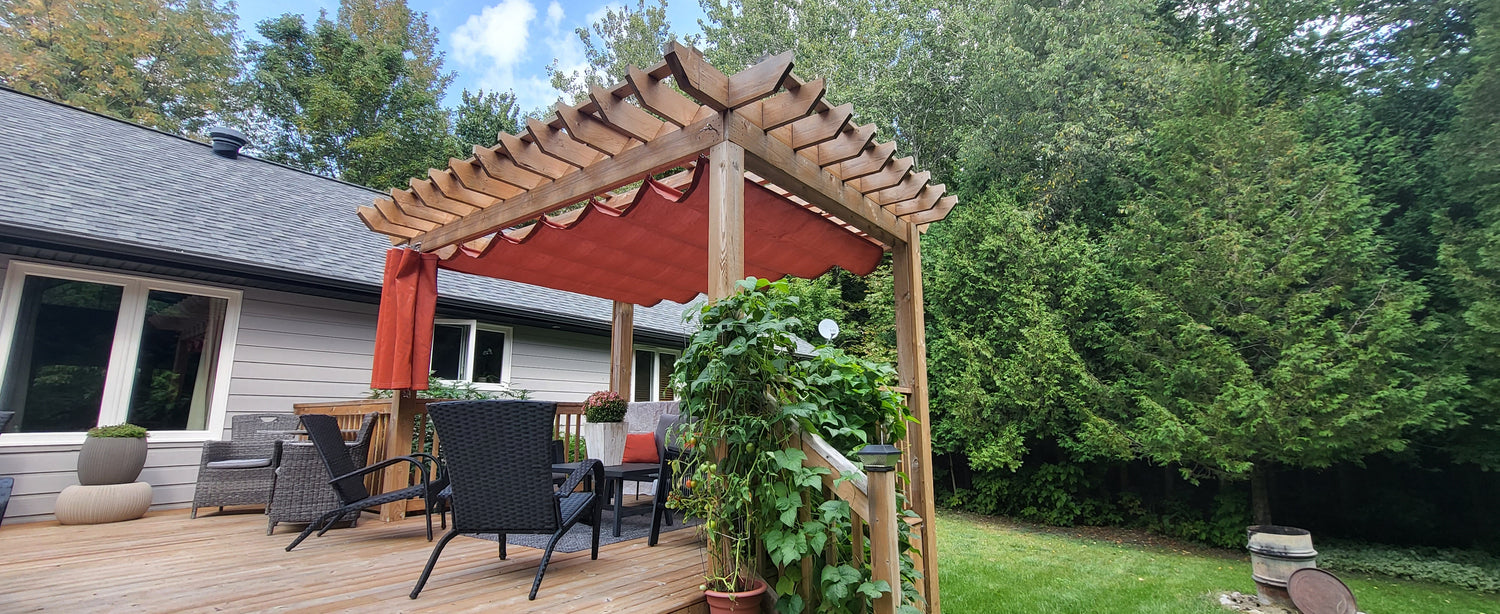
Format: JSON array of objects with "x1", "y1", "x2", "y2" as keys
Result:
[
  {"x1": 368, "y1": 374, "x2": 530, "y2": 400},
  {"x1": 1319, "y1": 540, "x2": 1500, "y2": 593},
  {"x1": 583, "y1": 390, "x2": 627, "y2": 422},
  {"x1": 87, "y1": 423, "x2": 147, "y2": 438}
]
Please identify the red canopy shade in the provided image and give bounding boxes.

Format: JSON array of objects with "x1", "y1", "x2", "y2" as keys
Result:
[
  {"x1": 438, "y1": 163, "x2": 885, "y2": 306},
  {"x1": 371, "y1": 248, "x2": 438, "y2": 390}
]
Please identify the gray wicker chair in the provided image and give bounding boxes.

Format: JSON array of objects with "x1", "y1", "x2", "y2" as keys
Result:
[
  {"x1": 284, "y1": 414, "x2": 448, "y2": 551},
  {"x1": 190, "y1": 414, "x2": 303, "y2": 518},
  {"x1": 0, "y1": 411, "x2": 12, "y2": 524},
  {"x1": 264, "y1": 412, "x2": 378, "y2": 535},
  {"x1": 410, "y1": 400, "x2": 604, "y2": 601}
]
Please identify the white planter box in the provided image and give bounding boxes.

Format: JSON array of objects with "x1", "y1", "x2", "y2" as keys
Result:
[{"x1": 581, "y1": 422, "x2": 627, "y2": 465}]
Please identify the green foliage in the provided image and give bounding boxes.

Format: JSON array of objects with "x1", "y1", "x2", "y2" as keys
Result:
[
  {"x1": 1078, "y1": 70, "x2": 1448, "y2": 493},
  {"x1": 0, "y1": 0, "x2": 242, "y2": 135},
  {"x1": 1434, "y1": 0, "x2": 1500, "y2": 470},
  {"x1": 925, "y1": 194, "x2": 1103, "y2": 472},
  {"x1": 547, "y1": 0, "x2": 682, "y2": 103},
  {"x1": 700, "y1": 0, "x2": 966, "y2": 177},
  {"x1": 583, "y1": 390, "x2": 628, "y2": 423},
  {"x1": 87, "y1": 423, "x2": 148, "y2": 438},
  {"x1": 668, "y1": 278, "x2": 920, "y2": 612},
  {"x1": 1320, "y1": 540, "x2": 1500, "y2": 593},
  {"x1": 244, "y1": 0, "x2": 454, "y2": 189},
  {"x1": 452, "y1": 89, "x2": 520, "y2": 151},
  {"x1": 368, "y1": 374, "x2": 529, "y2": 400}
]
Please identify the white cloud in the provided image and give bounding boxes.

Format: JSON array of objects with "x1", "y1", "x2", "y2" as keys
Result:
[
  {"x1": 450, "y1": 0, "x2": 627, "y2": 114},
  {"x1": 451, "y1": 0, "x2": 550, "y2": 109},
  {"x1": 584, "y1": 3, "x2": 621, "y2": 26}
]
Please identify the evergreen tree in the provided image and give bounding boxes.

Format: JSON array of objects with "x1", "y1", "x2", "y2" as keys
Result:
[
  {"x1": 1081, "y1": 71, "x2": 1447, "y2": 523},
  {"x1": 1435, "y1": 1, "x2": 1500, "y2": 471}
]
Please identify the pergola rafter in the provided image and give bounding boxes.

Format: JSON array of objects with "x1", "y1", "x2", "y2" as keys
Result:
[
  {"x1": 357, "y1": 43, "x2": 955, "y2": 253},
  {"x1": 356, "y1": 43, "x2": 954, "y2": 614}
]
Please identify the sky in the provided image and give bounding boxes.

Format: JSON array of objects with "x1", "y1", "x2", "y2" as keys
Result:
[{"x1": 233, "y1": 0, "x2": 707, "y2": 113}]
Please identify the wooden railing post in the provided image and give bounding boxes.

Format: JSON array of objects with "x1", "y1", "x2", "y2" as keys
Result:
[
  {"x1": 868, "y1": 466, "x2": 901, "y2": 614},
  {"x1": 381, "y1": 392, "x2": 416, "y2": 522}
]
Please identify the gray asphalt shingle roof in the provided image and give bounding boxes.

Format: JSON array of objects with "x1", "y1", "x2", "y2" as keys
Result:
[{"x1": 0, "y1": 88, "x2": 694, "y2": 337}]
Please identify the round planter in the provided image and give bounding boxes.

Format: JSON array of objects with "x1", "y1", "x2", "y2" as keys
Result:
[
  {"x1": 581, "y1": 421, "x2": 627, "y2": 465},
  {"x1": 1247, "y1": 525, "x2": 1318, "y2": 608},
  {"x1": 54, "y1": 482, "x2": 153, "y2": 524},
  {"x1": 705, "y1": 578, "x2": 768, "y2": 614},
  {"x1": 77, "y1": 436, "x2": 148, "y2": 485}
]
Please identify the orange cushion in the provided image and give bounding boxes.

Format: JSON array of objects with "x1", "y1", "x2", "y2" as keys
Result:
[{"x1": 622, "y1": 433, "x2": 659, "y2": 464}]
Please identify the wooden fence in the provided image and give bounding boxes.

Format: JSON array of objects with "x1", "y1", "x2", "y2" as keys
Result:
[{"x1": 293, "y1": 396, "x2": 585, "y2": 521}]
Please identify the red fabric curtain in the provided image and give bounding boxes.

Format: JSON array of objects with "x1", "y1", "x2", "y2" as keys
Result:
[{"x1": 371, "y1": 248, "x2": 438, "y2": 390}]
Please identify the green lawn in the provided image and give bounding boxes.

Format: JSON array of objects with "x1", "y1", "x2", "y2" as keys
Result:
[{"x1": 935, "y1": 511, "x2": 1499, "y2": 614}]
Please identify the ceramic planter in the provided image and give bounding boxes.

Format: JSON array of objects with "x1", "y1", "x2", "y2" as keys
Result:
[
  {"x1": 581, "y1": 421, "x2": 626, "y2": 465},
  {"x1": 77, "y1": 436, "x2": 148, "y2": 485}
]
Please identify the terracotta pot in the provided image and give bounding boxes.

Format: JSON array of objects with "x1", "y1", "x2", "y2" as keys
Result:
[
  {"x1": 581, "y1": 421, "x2": 627, "y2": 465},
  {"x1": 704, "y1": 578, "x2": 768, "y2": 614},
  {"x1": 77, "y1": 436, "x2": 147, "y2": 485}
]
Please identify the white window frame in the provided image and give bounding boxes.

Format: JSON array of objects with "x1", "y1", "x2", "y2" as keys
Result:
[
  {"x1": 431, "y1": 319, "x2": 514, "y2": 392},
  {"x1": 0, "y1": 261, "x2": 243, "y2": 446},
  {"x1": 634, "y1": 346, "x2": 681, "y2": 402}
]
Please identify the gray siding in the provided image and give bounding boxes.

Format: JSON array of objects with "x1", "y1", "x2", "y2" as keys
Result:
[
  {"x1": 509, "y1": 327, "x2": 611, "y2": 401},
  {"x1": 0, "y1": 257, "x2": 624, "y2": 523}
]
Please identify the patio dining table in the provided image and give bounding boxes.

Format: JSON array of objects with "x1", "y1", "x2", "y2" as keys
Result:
[{"x1": 552, "y1": 461, "x2": 658, "y2": 537}]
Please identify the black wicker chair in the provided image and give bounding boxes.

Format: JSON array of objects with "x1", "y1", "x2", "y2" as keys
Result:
[
  {"x1": 410, "y1": 400, "x2": 604, "y2": 601},
  {"x1": 648, "y1": 413, "x2": 685, "y2": 546},
  {"x1": 284, "y1": 414, "x2": 447, "y2": 551}
]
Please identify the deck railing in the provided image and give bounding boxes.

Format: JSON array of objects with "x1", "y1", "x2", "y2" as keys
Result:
[
  {"x1": 800, "y1": 430, "x2": 905, "y2": 614},
  {"x1": 293, "y1": 396, "x2": 586, "y2": 521}
]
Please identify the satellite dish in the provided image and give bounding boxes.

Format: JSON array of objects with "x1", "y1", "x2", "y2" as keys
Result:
[{"x1": 818, "y1": 319, "x2": 840, "y2": 340}]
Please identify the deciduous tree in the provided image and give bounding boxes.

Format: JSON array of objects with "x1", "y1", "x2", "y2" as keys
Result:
[
  {"x1": 0, "y1": 0, "x2": 241, "y2": 134},
  {"x1": 244, "y1": 1, "x2": 453, "y2": 189}
]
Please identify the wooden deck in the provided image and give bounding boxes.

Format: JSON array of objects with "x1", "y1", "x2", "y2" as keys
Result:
[{"x1": 0, "y1": 509, "x2": 708, "y2": 613}]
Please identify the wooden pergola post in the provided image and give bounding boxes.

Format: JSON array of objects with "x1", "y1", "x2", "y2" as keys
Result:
[
  {"x1": 609, "y1": 301, "x2": 634, "y2": 400},
  {"x1": 707, "y1": 140, "x2": 746, "y2": 300},
  {"x1": 893, "y1": 234, "x2": 939, "y2": 611}
]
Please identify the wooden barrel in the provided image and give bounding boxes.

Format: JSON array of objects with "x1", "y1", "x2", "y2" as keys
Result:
[{"x1": 1247, "y1": 525, "x2": 1318, "y2": 608}]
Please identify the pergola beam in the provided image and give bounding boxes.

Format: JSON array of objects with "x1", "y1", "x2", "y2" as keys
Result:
[
  {"x1": 727, "y1": 111, "x2": 909, "y2": 247},
  {"x1": 410, "y1": 113, "x2": 726, "y2": 252}
]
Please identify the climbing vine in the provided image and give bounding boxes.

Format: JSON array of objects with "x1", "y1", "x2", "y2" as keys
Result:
[{"x1": 668, "y1": 278, "x2": 922, "y2": 614}]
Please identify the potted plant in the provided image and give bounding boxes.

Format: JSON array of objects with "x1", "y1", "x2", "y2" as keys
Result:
[
  {"x1": 581, "y1": 390, "x2": 628, "y2": 465},
  {"x1": 77, "y1": 423, "x2": 149, "y2": 485},
  {"x1": 667, "y1": 279, "x2": 919, "y2": 614}
]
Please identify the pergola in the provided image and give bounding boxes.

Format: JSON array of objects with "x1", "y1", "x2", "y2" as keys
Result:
[{"x1": 358, "y1": 43, "x2": 956, "y2": 613}]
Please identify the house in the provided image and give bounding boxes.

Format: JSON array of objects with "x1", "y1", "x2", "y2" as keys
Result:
[{"x1": 0, "y1": 87, "x2": 692, "y2": 523}]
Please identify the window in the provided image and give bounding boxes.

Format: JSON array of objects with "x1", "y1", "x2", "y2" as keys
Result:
[
  {"x1": 430, "y1": 320, "x2": 513, "y2": 388},
  {"x1": 633, "y1": 348, "x2": 679, "y2": 402},
  {"x1": 0, "y1": 262, "x2": 241, "y2": 442}
]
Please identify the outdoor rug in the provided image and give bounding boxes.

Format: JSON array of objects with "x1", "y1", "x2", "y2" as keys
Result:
[{"x1": 475, "y1": 506, "x2": 701, "y2": 553}]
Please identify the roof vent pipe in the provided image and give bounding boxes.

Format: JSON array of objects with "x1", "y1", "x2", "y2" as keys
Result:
[{"x1": 208, "y1": 127, "x2": 249, "y2": 159}]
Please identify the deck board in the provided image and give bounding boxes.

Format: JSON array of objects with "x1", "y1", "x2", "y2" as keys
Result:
[{"x1": 0, "y1": 509, "x2": 706, "y2": 613}]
